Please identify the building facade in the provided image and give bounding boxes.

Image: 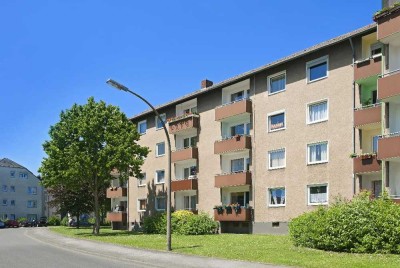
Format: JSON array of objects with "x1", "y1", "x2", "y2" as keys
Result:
[
  {"x1": 0, "y1": 158, "x2": 44, "y2": 221},
  {"x1": 106, "y1": 3, "x2": 400, "y2": 233}
]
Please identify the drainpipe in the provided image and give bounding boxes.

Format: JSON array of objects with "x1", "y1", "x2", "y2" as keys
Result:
[
  {"x1": 349, "y1": 37, "x2": 357, "y2": 195},
  {"x1": 251, "y1": 74, "x2": 256, "y2": 231}
]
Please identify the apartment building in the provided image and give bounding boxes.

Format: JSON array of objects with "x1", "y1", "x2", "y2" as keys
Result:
[
  {"x1": 105, "y1": 2, "x2": 400, "y2": 234},
  {"x1": 0, "y1": 158, "x2": 44, "y2": 221}
]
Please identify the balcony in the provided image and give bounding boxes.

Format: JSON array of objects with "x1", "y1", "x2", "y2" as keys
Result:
[
  {"x1": 377, "y1": 134, "x2": 400, "y2": 160},
  {"x1": 215, "y1": 99, "x2": 252, "y2": 121},
  {"x1": 214, "y1": 207, "x2": 252, "y2": 222},
  {"x1": 214, "y1": 135, "x2": 251, "y2": 154},
  {"x1": 378, "y1": 71, "x2": 400, "y2": 100},
  {"x1": 106, "y1": 187, "x2": 127, "y2": 198},
  {"x1": 106, "y1": 212, "x2": 127, "y2": 222},
  {"x1": 215, "y1": 171, "x2": 252, "y2": 188},
  {"x1": 353, "y1": 104, "x2": 381, "y2": 129},
  {"x1": 171, "y1": 177, "x2": 198, "y2": 192},
  {"x1": 374, "y1": 6, "x2": 400, "y2": 43},
  {"x1": 353, "y1": 154, "x2": 381, "y2": 174},
  {"x1": 354, "y1": 56, "x2": 382, "y2": 82},
  {"x1": 171, "y1": 147, "x2": 198, "y2": 163},
  {"x1": 168, "y1": 114, "x2": 199, "y2": 135}
]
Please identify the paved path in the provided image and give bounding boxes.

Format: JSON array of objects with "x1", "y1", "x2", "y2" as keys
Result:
[{"x1": 0, "y1": 227, "x2": 287, "y2": 268}]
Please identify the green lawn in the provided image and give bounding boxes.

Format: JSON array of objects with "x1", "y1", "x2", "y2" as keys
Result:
[{"x1": 49, "y1": 227, "x2": 400, "y2": 268}]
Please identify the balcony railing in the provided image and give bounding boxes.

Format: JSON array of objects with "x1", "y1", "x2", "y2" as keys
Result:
[
  {"x1": 354, "y1": 56, "x2": 382, "y2": 82},
  {"x1": 378, "y1": 70, "x2": 400, "y2": 100},
  {"x1": 353, "y1": 103, "x2": 381, "y2": 128},
  {"x1": 214, "y1": 171, "x2": 251, "y2": 188},
  {"x1": 377, "y1": 132, "x2": 400, "y2": 160},
  {"x1": 214, "y1": 135, "x2": 251, "y2": 154},
  {"x1": 106, "y1": 187, "x2": 127, "y2": 198},
  {"x1": 374, "y1": 5, "x2": 400, "y2": 42},
  {"x1": 215, "y1": 98, "x2": 252, "y2": 121},
  {"x1": 106, "y1": 212, "x2": 127, "y2": 222},
  {"x1": 168, "y1": 114, "x2": 199, "y2": 134},
  {"x1": 353, "y1": 154, "x2": 381, "y2": 174},
  {"x1": 214, "y1": 207, "x2": 252, "y2": 222},
  {"x1": 171, "y1": 176, "x2": 198, "y2": 192},
  {"x1": 171, "y1": 147, "x2": 198, "y2": 163}
]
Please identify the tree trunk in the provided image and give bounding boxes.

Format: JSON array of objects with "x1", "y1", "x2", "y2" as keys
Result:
[
  {"x1": 76, "y1": 212, "x2": 80, "y2": 229},
  {"x1": 93, "y1": 173, "x2": 100, "y2": 235}
]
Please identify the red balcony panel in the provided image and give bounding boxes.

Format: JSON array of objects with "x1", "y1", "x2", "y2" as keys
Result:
[
  {"x1": 171, "y1": 147, "x2": 198, "y2": 163},
  {"x1": 354, "y1": 56, "x2": 382, "y2": 82},
  {"x1": 215, "y1": 99, "x2": 252, "y2": 121},
  {"x1": 375, "y1": 7, "x2": 400, "y2": 41},
  {"x1": 214, "y1": 207, "x2": 252, "y2": 222},
  {"x1": 106, "y1": 187, "x2": 127, "y2": 198},
  {"x1": 171, "y1": 178, "x2": 198, "y2": 192},
  {"x1": 106, "y1": 212, "x2": 127, "y2": 222},
  {"x1": 214, "y1": 135, "x2": 251, "y2": 154},
  {"x1": 354, "y1": 105, "x2": 381, "y2": 128},
  {"x1": 353, "y1": 155, "x2": 381, "y2": 174},
  {"x1": 377, "y1": 135, "x2": 400, "y2": 160},
  {"x1": 378, "y1": 71, "x2": 400, "y2": 100},
  {"x1": 214, "y1": 171, "x2": 252, "y2": 188},
  {"x1": 168, "y1": 115, "x2": 199, "y2": 134}
]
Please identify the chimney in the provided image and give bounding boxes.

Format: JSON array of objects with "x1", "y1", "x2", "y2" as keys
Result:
[{"x1": 201, "y1": 79, "x2": 213, "y2": 89}]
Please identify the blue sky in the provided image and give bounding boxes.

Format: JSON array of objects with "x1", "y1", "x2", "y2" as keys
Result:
[{"x1": 0, "y1": 1, "x2": 381, "y2": 174}]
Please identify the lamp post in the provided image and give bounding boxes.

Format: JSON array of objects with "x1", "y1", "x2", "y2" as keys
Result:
[{"x1": 106, "y1": 78, "x2": 172, "y2": 251}]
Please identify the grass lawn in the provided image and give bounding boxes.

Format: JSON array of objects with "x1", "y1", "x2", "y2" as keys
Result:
[{"x1": 50, "y1": 226, "x2": 400, "y2": 268}]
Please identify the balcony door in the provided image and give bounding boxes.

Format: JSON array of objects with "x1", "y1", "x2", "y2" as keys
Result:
[{"x1": 372, "y1": 180, "x2": 382, "y2": 198}]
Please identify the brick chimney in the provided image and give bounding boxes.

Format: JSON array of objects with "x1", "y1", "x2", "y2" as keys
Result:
[{"x1": 201, "y1": 79, "x2": 213, "y2": 89}]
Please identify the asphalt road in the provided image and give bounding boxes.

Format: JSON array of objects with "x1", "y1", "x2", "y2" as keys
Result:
[{"x1": 0, "y1": 227, "x2": 284, "y2": 268}]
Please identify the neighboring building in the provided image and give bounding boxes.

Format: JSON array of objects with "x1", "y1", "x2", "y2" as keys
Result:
[
  {"x1": 0, "y1": 158, "x2": 44, "y2": 221},
  {"x1": 106, "y1": 3, "x2": 400, "y2": 233}
]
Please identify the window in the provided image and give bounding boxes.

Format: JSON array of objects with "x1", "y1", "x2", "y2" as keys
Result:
[
  {"x1": 19, "y1": 172, "x2": 28, "y2": 179},
  {"x1": 370, "y1": 42, "x2": 382, "y2": 57},
  {"x1": 138, "y1": 173, "x2": 146, "y2": 187},
  {"x1": 155, "y1": 196, "x2": 166, "y2": 211},
  {"x1": 2, "y1": 185, "x2": 7, "y2": 192},
  {"x1": 373, "y1": 136, "x2": 379, "y2": 153},
  {"x1": 10, "y1": 186, "x2": 15, "y2": 192},
  {"x1": 229, "y1": 123, "x2": 250, "y2": 138},
  {"x1": 183, "y1": 137, "x2": 197, "y2": 148},
  {"x1": 308, "y1": 184, "x2": 328, "y2": 205},
  {"x1": 28, "y1": 187, "x2": 37, "y2": 195},
  {"x1": 231, "y1": 158, "x2": 245, "y2": 173},
  {"x1": 156, "y1": 170, "x2": 165, "y2": 184},
  {"x1": 268, "y1": 71, "x2": 286, "y2": 94},
  {"x1": 230, "y1": 192, "x2": 250, "y2": 207},
  {"x1": 307, "y1": 56, "x2": 328, "y2": 83},
  {"x1": 231, "y1": 91, "x2": 244, "y2": 102},
  {"x1": 2, "y1": 199, "x2": 7, "y2": 206},
  {"x1": 183, "y1": 166, "x2": 197, "y2": 178},
  {"x1": 156, "y1": 114, "x2": 166, "y2": 130},
  {"x1": 27, "y1": 200, "x2": 37, "y2": 208},
  {"x1": 308, "y1": 100, "x2": 328, "y2": 124},
  {"x1": 27, "y1": 214, "x2": 37, "y2": 221},
  {"x1": 268, "y1": 188, "x2": 286, "y2": 207},
  {"x1": 184, "y1": 195, "x2": 197, "y2": 210},
  {"x1": 156, "y1": 142, "x2": 165, "y2": 157},
  {"x1": 10, "y1": 214, "x2": 15, "y2": 220},
  {"x1": 308, "y1": 142, "x2": 328, "y2": 164},
  {"x1": 10, "y1": 200, "x2": 15, "y2": 206},
  {"x1": 268, "y1": 149, "x2": 286, "y2": 169},
  {"x1": 268, "y1": 112, "x2": 285, "y2": 132},
  {"x1": 184, "y1": 107, "x2": 197, "y2": 114},
  {"x1": 10, "y1": 171, "x2": 15, "y2": 178},
  {"x1": 137, "y1": 120, "x2": 147, "y2": 135},
  {"x1": 138, "y1": 199, "x2": 146, "y2": 212}
]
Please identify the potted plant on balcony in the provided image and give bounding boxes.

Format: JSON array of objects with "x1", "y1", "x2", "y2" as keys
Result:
[
  {"x1": 224, "y1": 205, "x2": 233, "y2": 213},
  {"x1": 232, "y1": 203, "x2": 241, "y2": 214},
  {"x1": 213, "y1": 205, "x2": 224, "y2": 214},
  {"x1": 349, "y1": 153, "x2": 358, "y2": 158}
]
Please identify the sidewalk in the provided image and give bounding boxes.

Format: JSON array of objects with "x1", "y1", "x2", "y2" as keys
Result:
[{"x1": 29, "y1": 228, "x2": 287, "y2": 268}]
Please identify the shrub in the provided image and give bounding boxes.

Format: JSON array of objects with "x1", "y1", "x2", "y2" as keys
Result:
[
  {"x1": 17, "y1": 217, "x2": 27, "y2": 223},
  {"x1": 47, "y1": 216, "x2": 61, "y2": 226},
  {"x1": 60, "y1": 216, "x2": 69, "y2": 226},
  {"x1": 289, "y1": 191, "x2": 400, "y2": 254},
  {"x1": 142, "y1": 210, "x2": 218, "y2": 235}
]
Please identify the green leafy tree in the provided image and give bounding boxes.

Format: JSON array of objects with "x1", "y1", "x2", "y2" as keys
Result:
[{"x1": 39, "y1": 97, "x2": 148, "y2": 234}]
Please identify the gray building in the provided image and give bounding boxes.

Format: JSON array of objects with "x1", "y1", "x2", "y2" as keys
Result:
[{"x1": 0, "y1": 158, "x2": 44, "y2": 221}]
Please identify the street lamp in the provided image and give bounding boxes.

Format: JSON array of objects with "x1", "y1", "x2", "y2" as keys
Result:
[{"x1": 106, "y1": 78, "x2": 172, "y2": 251}]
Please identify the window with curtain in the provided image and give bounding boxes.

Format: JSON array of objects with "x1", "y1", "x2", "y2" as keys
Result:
[
  {"x1": 231, "y1": 158, "x2": 245, "y2": 173},
  {"x1": 156, "y1": 114, "x2": 166, "y2": 129},
  {"x1": 269, "y1": 149, "x2": 286, "y2": 169},
  {"x1": 308, "y1": 142, "x2": 328, "y2": 164},
  {"x1": 308, "y1": 101, "x2": 328, "y2": 123},
  {"x1": 308, "y1": 185, "x2": 328, "y2": 204},
  {"x1": 138, "y1": 199, "x2": 146, "y2": 211},
  {"x1": 269, "y1": 112, "x2": 285, "y2": 131},
  {"x1": 269, "y1": 188, "x2": 286, "y2": 206},
  {"x1": 156, "y1": 170, "x2": 165, "y2": 184},
  {"x1": 268, "y1": 72, "x2": 286, "y2": 94}
]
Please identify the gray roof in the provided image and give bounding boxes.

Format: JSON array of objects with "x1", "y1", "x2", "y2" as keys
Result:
[
  {"x1": 0, "y1": 158, "x2": 26, "y2": 169},
  {"x1": 132, "y1": 23, "x2": 376, "y2": 120}
]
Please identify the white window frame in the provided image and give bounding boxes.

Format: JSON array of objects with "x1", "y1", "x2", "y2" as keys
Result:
[
  {"x1": 10, "y1": 171, "x2": 15, "y2": 178},
  {"x1": 307, "y1": 141, "x2": 329, "y2": 165},
  {"x1": 138, "y1": 173, "x2": 146, "y2": 187},
  {"x1": 137, "y1": 198, "x2": 147, "y2": 212},
  {"x1": 155, "y1": 170, "x2": 165, "y2": 184},
  {"x1": 268, "y1": 187, "x2": 286, "y2": 207},
  {"x1": 268, "y1": 110, "x2": 286, "y2": 132},
  {"x1": 155, "y1": 196, "x2": 166, "y2": 211},
  {"x1": 27, "y1": 200, "x2": 37, "y2": 208},
  {"x1": 267, "y1": 71, "x2": 286, "y2": 95},
  {"x1": 306, "y1": 55, "x2": 329, "y2": 83},
  {"x1": 155, "y1": 142, "x2": 165, "y2": 157},
  {"x1": 19, "y1": 172, "x2": 28, "y2": 179},
  {"x1": 306, "y1": 99, "x2": 329, "y2": 125},
  {"x1": 307, "y1": 184, "x2": 328, "y2": 206},
  {"x1": 155, "y1": 113, "x2": 166, "y2": 130},
  {"x1": 268, "y1": 148, "x2": 286, "y2": 170},
  {"x1": 28, "y1": 186, "x2": 37, "y2": 195},
  {"x1": 137, "y1": 120, "x2": 147, "y2": 135}
]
